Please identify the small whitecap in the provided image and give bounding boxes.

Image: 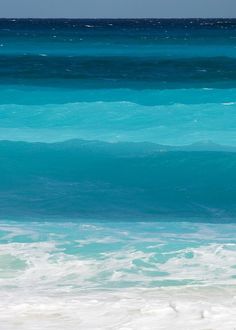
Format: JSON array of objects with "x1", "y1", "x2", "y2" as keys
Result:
[{"x1": 222, "y1": 102, "x2": 236, "y2": 106}]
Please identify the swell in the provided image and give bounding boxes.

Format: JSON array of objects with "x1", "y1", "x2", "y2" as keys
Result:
[
  {"x1": 2, "y1": 44, "x2": 236, "y2": 59},
  {"x1": 0, "y1": 55, "x2": 236, "y2": 89},
  {"x1": 1, "y1": 101, "x2": 236, "y2": 146},
  {"x1": 0, "y1": 139, "x2": 236, "y2": 220},
  {"x1": 0, "y1": 87, "x2": 235, "y2": 106}
]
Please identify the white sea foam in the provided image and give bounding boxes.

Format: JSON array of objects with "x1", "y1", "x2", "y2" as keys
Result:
[
  {"x1": 0, "y1": 286, "x2": 236, "y2": 329},
  {"x1": 0, "y1": 227, "x2": 236, "y2": 289},
  {"x1": 0, "y1": 221, "x2": 236, "y2": 329}
]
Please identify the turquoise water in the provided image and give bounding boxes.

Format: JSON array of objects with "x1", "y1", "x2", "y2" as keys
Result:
[{"x1": 0, "y1": 19, "x2": 236, "y2": 329}]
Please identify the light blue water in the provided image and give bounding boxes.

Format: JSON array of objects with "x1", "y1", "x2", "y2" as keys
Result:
[{"x1": 0, "y1": 18, "x2": 236, "y2": 329}]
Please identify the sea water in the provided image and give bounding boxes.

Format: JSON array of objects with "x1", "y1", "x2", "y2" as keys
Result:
[{"x1": 0, "y1": 19, "x2": 236, "y2": 329}]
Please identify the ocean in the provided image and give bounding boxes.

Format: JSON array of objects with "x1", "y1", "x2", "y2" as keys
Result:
[{"x1": 0, "y1": 18, "x2": 236, "y2": 329}]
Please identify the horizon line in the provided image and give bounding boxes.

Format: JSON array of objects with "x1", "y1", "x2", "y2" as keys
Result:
[{"x1": 0, "y1": 17, "x2": 236, "y2": 20}]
